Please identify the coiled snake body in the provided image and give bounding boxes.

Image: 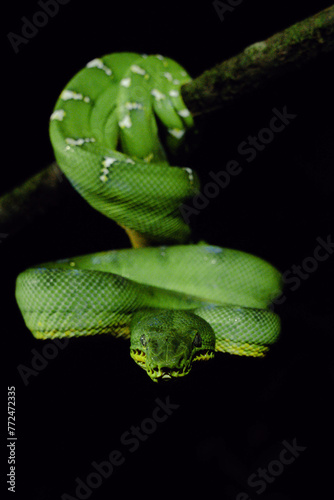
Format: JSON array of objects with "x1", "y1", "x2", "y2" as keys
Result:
[{"x1": 15, "y1": 52, "x2": 282, "y2": 382}]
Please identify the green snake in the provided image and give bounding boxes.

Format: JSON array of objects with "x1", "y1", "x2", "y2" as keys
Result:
[{"x1": 15, "y1": 52, "x2": 283, "y2": 382}]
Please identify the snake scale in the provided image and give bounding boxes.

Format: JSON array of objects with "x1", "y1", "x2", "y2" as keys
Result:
[{"x1": 15, "y1": 52, "x2": 283, "y2": 382}]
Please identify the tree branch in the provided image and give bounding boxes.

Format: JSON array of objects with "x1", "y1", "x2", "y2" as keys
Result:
[
  {"x1": 1, "y1": 5, "x2": 333, "y2": 236},
  {"x1": 0, "y1": 163, "x2": 67, "y2": 235},
  {"x1": 181, "y1": 5, "x2": 334, "y2": 115}
]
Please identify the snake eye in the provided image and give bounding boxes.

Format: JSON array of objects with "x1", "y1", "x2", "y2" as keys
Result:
[
  {"x1": 140, "y1": 334, "x2": 147, "y2": 347},
  {"x1": 193, "y1": 332, "x2": 202, "y2": 348}
]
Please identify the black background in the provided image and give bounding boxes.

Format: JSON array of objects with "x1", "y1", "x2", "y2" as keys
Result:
[{"x1": 2, "y1": 1, "x2": 334, "y2": 499}]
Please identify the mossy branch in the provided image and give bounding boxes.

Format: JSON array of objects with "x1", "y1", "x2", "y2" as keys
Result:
[
  {"x1": 181, "y1": 5, "x2": 334, "y2": 115},
  {"x1": 0, "y1": 162, "x2": 67, "y2": 236},
  {"x1": 1, "y1": 5, "x2": 333, "y2": 238}
]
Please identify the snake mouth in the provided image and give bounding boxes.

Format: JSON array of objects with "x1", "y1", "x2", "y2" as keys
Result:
[{"x1": 130, "y1": 348, "x2": 215, "y2": 382}]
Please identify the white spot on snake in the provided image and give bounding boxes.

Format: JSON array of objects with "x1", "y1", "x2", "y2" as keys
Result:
[
  {"x1": 169, "y1": 90, "x2": 179, "y2": 98},
  {"x1": 173, "y1": 79, "x2": 180, "y2": 85},
  {"x1": 151, "y1": 89, "x2": 166, "y2": 101},
  {"x1": 86, "y1": 58, "x2": 112, "y2": 76},
  {"x1": 130, "y1": 64, "x2": 146, "y2": 75},
  {"x1": 156, "y1": 54, "x2": 164, "y2": 60},
  {"x1": 125, "y1": 158, "x2": 135, "y2": 164},
  {"x1": 163, "y1": 72, "x2": 173, "y2": 81},
  {"x1": 119, "y1": 115, "x2": 132, "y2": 129},
  {"x1": 125, "y1": 102, "x2": 143, "y2": 111},
  {"x1": 182, "y1": 167, "x2": 194, "y2": 183},
  {"x1": 50, "y1": 109, "x2": 66, "y2": 121},
  {"x1": 180, "y1": 71, "x2": 187, "y2": 77},
  {"x1": 102, "y1": 156, "x2": 117, "y2": 167},
  {"x1": 160, "y1": 246, "x2": 167, "y2": 257},
  {"x1": 205, "y1": 246, "x2": 223, "y2": 254},
  {"x1": 100, "y1": 156, "x2": 117, "y2": 183},
  {"x1": 168, "y1": 128, "x2": 185, "y2": 139},
  {"x1": 61, "y1": 90, "x2": 91, "y2": 103},
  {"x1": 120, "y1": 77, "x2": 131, "y2": 88},
  {"x1": 178, "y1": 109, "x2": 190, "y2": 118},
  {"x1": 65, "y1": 137, "x2": 95, "y2": 146},
  {"x1": 141, "y1": 53, "x2": 148, "y2": 58}
]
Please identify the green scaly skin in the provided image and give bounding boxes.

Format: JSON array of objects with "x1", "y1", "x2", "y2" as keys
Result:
[
  {"x1": 15, "y1": 53, "x2": 283, "y2": 382},
  {"x1": 49, "y1": 52, "x2": 198, "y2": 243}
]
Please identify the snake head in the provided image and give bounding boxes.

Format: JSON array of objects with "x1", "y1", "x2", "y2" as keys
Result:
[{"x1": 130, "y1": 310, "x2": 215, "y2": 382}]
